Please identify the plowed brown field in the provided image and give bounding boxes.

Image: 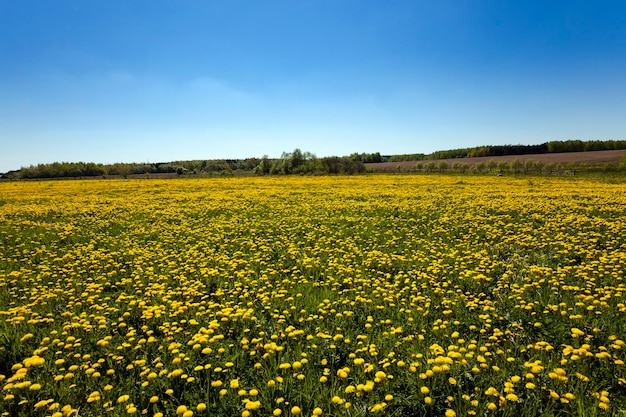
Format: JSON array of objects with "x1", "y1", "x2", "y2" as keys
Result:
[{"x1": 365, "y1": 149, "x2": 625, "y2": 171}]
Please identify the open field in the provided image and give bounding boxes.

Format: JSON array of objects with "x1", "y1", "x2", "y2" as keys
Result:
[
  {"x1": 1, "y1": 176, "x2": 625, "y2": 416},
  {"x1": 366, "y1": 149, "x2": 626, "y2": 171}
]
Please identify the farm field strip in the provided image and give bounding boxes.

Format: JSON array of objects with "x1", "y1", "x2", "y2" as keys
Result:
[
  {"x1": 0, "y1": 175, "x2": 625, "y2": 416},
  {"x1": 366, "y1": 149, "x2": 626, "y2": 171}
]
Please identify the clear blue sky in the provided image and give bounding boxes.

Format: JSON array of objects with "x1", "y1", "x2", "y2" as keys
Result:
[{"x1": 1, "y1": 1, "x2": 625, "y2": 172}]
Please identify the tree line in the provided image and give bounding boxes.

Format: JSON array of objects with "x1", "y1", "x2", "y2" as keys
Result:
[
  {"x1": 3, "y1": 140, "x2": 625, "y2": 179},
  {"x1": 2, "y1": 150, "x2": 365, "y2": 179},
  {"x1": 1, "y1": 160, "x2": 264, "y2": 179},
  {"x1": 252, "y1": 150, "x2": 364, "y2": 175},
  {"x1": 409, "y1": 157, "x2": 626, "y2": 175}
]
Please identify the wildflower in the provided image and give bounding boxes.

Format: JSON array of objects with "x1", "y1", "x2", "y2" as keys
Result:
[
  {"x1": 246, "y1": 401, "x2": 261, "y2": 410},
  {"x1": 23, "y1": 356, "x2": 45, "y2": 367},
  {"x1": 505, "y1": 394, "x2": 518, "y2": 402},
  {"x1": 35, "y1": 399, "x2": 54, "y2": 408}
]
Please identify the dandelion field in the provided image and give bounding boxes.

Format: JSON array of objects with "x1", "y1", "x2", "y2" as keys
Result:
[{"x1": 1, "y1": 175, "x2": 625, "y2": 417}]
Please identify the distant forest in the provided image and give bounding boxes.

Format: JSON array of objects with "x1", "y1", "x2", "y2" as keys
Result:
[{"x1": 3, "y1": 139, "x2": 626, "y2": 179}]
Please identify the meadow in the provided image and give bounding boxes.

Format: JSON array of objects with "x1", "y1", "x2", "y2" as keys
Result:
[{"x1": 0, "y1": 175, "x2": 625, "y2": 417}]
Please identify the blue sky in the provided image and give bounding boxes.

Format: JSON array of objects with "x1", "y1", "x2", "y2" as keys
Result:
[{"x1": 1, "y1": 1, "x2": 625, "y2": 172}]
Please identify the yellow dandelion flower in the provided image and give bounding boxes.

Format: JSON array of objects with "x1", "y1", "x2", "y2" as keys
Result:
[{"x1": 505, "y1": 394, "x2": 518, "y2": 402}]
